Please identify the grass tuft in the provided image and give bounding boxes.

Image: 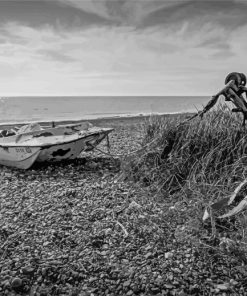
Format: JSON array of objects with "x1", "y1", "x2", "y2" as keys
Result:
[
  {"x1": 124, "y1": 106, "x2": 247, "y2": 196},
  {"x1": 123, "y1": 105, "x2": 247, "y2": 261},
  {"x1": 124, "y1": 106, "x2": 247, "y2": 262}
]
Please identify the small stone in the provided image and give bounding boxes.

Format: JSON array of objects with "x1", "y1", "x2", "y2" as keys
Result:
[
  {"x1": 88, "y1": 277, "x2": 97, "y2": 283},
  {"x1": 172, "y1": 268, "x2": 182, "y2": 273},
  {"x1": 123, "y1": 280, "x2": 131, "y2": 287},
  {"x1": 71, "y1": 271, "x2": 79, "y2": 278},
  {"x1": 1, "y1": 269, "x2": 10, "y2": 276},
  {"x1": 23, "y1": 246, "x2": 31, "y2": 252},
  {"x1": 104, "y1": 228, "x2": 112, "y2": 235},
  {"x1": 88, "y1": 162, "x2": 98, "y2": 169},
  {"x1": 144, "y1": 252, "x2": 152, "y2": 259},
  {"x1": 22, "y1": 266, "x2": 35, "y2": 275},
  {"x1": 4, "y1": 173, "x2": 12, "y2": 178},
  {"x1": 126, "y1": 290, "x2": 133, "y2": 295},
  {"x1": 151, "y1": 287, "x2": 161, "y2": 293},
  {"x1": 11, "y1": 277, "x2": 22, "y2": 288},
  {"x1": 155, "y1": 276, "x2": 163, "y2": 285},
  {"x1": 41, "y1": 268, "x2": 47, "y2": 276},
  {"x1": 216, "y1": 284, "x2": 229, "y2": 291},
  {"x1": 165, "y1": 252, "x2": 173, "y2": 259},
  {"x1": 40, "y1": 288, "x2": 49, "y2": 296},
  {"x1": 230, "y1": 279, "x2": 238, "y2": 286},
  {"x1": 131, "y1": 284, "x2": 139, "y2": 293},
  {"x1": 129, "y1": 201, "x2": 142, "y2": 209},
  {"x1": 164, "y1": 284, "x2": 173, "y2": 289},
  {"x1": 2, "y1": 280, "x2": 10, "y2": 289}
]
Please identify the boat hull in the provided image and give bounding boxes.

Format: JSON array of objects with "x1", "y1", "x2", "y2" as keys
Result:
[
  {"x1": 0, "y1": 129, "x2": 112, "y2": 169},
  {"x1": 0, "y1": 146, "x2": 40, "y2": 169}
]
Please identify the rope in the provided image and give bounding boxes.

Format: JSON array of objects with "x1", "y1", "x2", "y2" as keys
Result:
[
  {"x1": 90, "y1": 111, "x2": 202, "y2": 159},
  {"x1": 89, "y1": 136, "x2": 159, "y2": 159},
  {"x1": 90, "y1": 97, "x2": 220, "y2": 159}
]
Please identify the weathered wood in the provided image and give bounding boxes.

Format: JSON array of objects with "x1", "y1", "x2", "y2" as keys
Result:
[
  {"x1": 181, "y1": 75, "x2": 247, "y2": 125},
  {"x1": 228, "y1": 88, "x2": 247, "y2": 112},
  {"x1": 197, "y1": 80, "x2": 238, "y2": 118},
  {"x1": 215, "y1": 79, "x2": 235, "y2": 97},
  {"x1": 197, "y1": 80, "x2": 236, "y2": 118}
]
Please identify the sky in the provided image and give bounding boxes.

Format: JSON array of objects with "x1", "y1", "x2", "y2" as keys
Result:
[{"x1": 0, "y1": 0, "x2": 247, "y2": 96}]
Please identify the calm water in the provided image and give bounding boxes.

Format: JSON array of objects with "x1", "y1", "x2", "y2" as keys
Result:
[{"x1": 0, "y1": 96, "x2": 209, "y2": 124}]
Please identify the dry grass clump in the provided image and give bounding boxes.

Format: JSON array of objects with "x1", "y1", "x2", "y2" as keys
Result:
[
  {"x1": 124, "y1": 106, "x2": 247, "y2": 197},
  {"x1": 123, "y1": 106, "x2": 247, "y2": 262}
]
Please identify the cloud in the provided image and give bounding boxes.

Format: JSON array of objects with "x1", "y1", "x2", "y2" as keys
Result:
[
  {"x1": 0, "y1": 0, "x2": 111, "y2": 30},
  {"x1": 59, "y1": 0, "x2": 247, "y2": 28},
  {"x1": 37, "y1": 49, "x2": 76, "y2": 63},
  {"x1": 0, "y1": 1, "x2": 247, "y2": 95},
  {"x1": 141, "y1": 0, "x2": 247, "y2": 29},
  {"x1": 58, "y1": 0, "x2": 188, "y2": 25}
]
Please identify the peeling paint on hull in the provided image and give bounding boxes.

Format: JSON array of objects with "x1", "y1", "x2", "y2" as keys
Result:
[{"x1": 37, "y1": 132, "x2": 109, "y2": 162}]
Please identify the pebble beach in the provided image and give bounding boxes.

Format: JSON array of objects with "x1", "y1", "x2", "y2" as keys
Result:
[{"x1": 1, "y1": 115, "x2": 247, "y2": 296}]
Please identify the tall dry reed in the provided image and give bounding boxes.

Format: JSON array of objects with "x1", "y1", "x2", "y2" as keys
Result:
[{"x1": 124, "y1": 106, "x2": 247, "y2": 200}]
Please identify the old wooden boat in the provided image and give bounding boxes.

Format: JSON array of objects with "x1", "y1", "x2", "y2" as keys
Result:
[{"x1": 0, "y1": 122, "x2": 113, "y2": 169}]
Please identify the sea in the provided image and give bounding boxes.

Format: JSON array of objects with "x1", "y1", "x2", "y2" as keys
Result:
[{"x1": 0, "y1": 96, "x2": 210, "y2": 125}]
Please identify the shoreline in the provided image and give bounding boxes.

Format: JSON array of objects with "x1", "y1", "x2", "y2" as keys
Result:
[{"x1": 0, "y1": 112, "x2": 195, "y2": 130}]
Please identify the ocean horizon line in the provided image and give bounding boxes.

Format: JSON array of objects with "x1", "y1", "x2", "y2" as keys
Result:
[{"x1": 0, "y1": 111, "x2": 196, "y2": 126}]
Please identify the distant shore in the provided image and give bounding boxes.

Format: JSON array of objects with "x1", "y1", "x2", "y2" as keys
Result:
[{"x1": 0, "y1": 112, "x2": 195, "y2": 130}]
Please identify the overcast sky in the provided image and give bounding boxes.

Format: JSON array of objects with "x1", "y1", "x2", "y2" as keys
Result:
[{"x1": 0, "y1": 0, "x2": 247, "y2": 96}]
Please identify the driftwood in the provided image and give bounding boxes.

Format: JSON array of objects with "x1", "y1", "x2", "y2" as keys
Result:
[
  {"x1": 186, "y1": 75, "x2": 247, "y2": 126},
  {"x1": 203, "y1": 179, "x2": 247, "y2": 222},
  {"x1": 219, "y1": 197, "x2": 247, "y2": 219}
]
